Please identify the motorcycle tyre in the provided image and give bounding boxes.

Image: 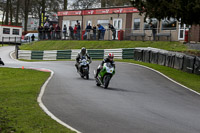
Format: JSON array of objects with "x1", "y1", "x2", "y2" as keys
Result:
[{"x1": 103, "y1": 75, "x2": 111, "y2": 89}]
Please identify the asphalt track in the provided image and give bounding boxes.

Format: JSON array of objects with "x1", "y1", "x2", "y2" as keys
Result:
[{"x1": 1, "y1": 46, "x2": 200, "y2": 133}]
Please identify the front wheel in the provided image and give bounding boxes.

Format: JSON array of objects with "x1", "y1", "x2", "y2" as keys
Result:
[{"x1": 103, "y1": 75, "x2": 111, "y2": 88}]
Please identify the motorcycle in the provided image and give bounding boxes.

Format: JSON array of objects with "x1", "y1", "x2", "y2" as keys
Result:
[
  {"x1": 94, "y1": 62, "x2": 115, "y2": 88},
  {"x1": 77, "y1": 58, "x2": 90, "y2": 79}
]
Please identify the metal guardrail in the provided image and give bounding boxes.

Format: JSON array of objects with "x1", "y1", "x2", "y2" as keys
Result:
[{"x1": 37, "y1": 28, "x2": 174, "y2": 41}]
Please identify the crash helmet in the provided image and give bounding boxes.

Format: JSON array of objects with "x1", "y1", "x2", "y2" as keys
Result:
[
  {"x1": 108, "y1": 53, "x2": 114, "y2": 60},
  {"x1": 81, "y1": 47, "x2": 86, "y2": 55}
]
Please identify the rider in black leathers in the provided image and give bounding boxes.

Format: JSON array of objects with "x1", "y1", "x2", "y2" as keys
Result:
[
  {"x1": 0, "y1": 58, "x2": 5, "y2": 65},
  {"x1": 75, "y1": 47, "x2": 92, "y2": 72}
]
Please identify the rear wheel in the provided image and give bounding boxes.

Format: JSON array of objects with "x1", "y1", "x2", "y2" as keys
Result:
[{"x1": 103, "y1": 75, "x2": 111, "y2": 88}]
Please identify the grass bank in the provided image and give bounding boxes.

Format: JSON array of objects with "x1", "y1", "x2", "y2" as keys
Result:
[
  {"x1": 0, "y1": 68, "x2": 75, "y2": 133},
  {"x1": 117, "y1": 59, "x2": 200, "y2": 93},
  {"x1": 20, "y1": 40, "x2": 188, "y2": 51}
]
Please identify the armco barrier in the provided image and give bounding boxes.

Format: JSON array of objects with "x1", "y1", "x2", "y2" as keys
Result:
[
  {"x1": 174, "y1": 53, "x2": 184, "y2": 70},
  {"x1": 182, "y1": 55, "x2": 195, "y2": 73},
  {"x1": 150, "y1": 49, "x2": 159, "y2": 64},
  {"x1": 165, "y1": 51, "x2": 175, "y2": 68},
  {"x1": 104, "y1": 49, "x2": 122, "y2": 59},
  {"x1": 133, "y1": 48, "x2": 143, "y2": 61},
  {"x1": 87, "y1": 49, "x2": 104, "y2": 59},
  {"x1": 158, "y1": 50, "x2": 168, "y2": 66},
  {"x1": 142, "y1": 48, "x2": 151, "y2": 63},
  {"x1": 18, "y1": 50, "x2": 32, "y2": 60},
  {"x1": 57, "y1": 50, "x2": 71, "y2": 59},
  {"x1": 122, "y1": 48, "x2": 134, "y2": 59},
  {"x1": 31, "y1": 51, "x2": 44, "y2": 60},
  {"x1": 43, "y1": 50, "x2": 57, "y2": 60},
  {"x1": 194, "y1": 56, "x2": 200, "y2": 75},
  {"x1": 71, "y1": 49, "x2": 80, "y2": 60}
]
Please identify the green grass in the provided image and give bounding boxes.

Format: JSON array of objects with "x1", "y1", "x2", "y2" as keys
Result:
[
  {"x1": 20, "y1": 40, "x2": 188, "y2": 51},
  {"x1": 117, "y1": 59, "x2": 200, "y2": 93},
  {"x1": 0, "y1": 68, "x2": 75, "y2": 133}
]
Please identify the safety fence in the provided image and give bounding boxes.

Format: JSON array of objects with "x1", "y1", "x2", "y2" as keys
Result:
[
  {"x1": 37, "y1": 28, "x2": 175, "y2": 42},
  {"x1": 17, "y1": 48, "x2": 200, "y2": 75}
]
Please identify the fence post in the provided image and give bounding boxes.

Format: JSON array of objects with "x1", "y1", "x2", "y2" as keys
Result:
[{"x1": 15, "y1": 45, "x2": 19, "y2": 59}]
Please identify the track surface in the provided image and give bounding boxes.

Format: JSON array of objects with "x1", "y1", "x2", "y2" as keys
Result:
[{"x1": 1, "y1": 46, "x2": 200, "y2": 133}]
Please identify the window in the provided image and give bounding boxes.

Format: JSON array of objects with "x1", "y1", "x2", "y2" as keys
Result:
[
  {"x1": 162, "y1": 18, "x2": 177, "y2": 30},
  {"x1": 71, "y1": 20, "x2": 81, "y2": 28},
  {"x1": 144, "y1": 18, "x2": 158, "y2": 30},
  {"x1": 3, "y1": 28, "x2": 10, "y2": 34},
  {"x1": 13, "y1": 29, "x2": 19, "y2": 35},
  {"x1": 97, "y1": 20, "x2": 109, "y2": 29},
  {"x1": 134, "y1": 18, "x2": 140, "y2": 30}
]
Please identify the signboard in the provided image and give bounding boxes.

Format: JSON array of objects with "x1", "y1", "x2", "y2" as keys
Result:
[{"x1": 58, "y1": 7, "x2": 139, "y2": 16}]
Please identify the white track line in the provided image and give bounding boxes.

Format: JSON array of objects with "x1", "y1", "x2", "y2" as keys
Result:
[
  {"x1": 10, "y1": 50, "x2": 81, "y2": 133},
  {"x1": 124, "y1": 62, "x2": 200, "y2": 96},
  {"x1": 37, "y1": 69, "x2": 81, "y2": 133}
]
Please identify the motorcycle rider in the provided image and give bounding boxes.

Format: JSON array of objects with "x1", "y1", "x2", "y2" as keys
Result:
[
  {"x1": 95, "y1": 53, "x2": 115, "y2": 78},
  {"x1": 75, "y1": 47, "x2": 92, "y2": 72}
]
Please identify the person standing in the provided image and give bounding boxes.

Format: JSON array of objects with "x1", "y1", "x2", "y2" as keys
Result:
[
  {"x1": 55, "y1": 24, "x2": 61, "y2": 39},
  {"x1": 74, "y1": 24, "x2": 78, "y2": 40},
  {"x1": 92, "y1": 25, "x2": 97, "y2": 40},
  {"x1": 38, "y1": 26, "x2": 43, "y2": 40},
  {"x1": 50, "y1": 25, "x2": 55, "y2": 40},
  {"x1": 150, "y1": 23, "x2": 157, "y2": 41},
  {"x1": 63, "y1": 25, "x2": 67, "y2": 40},
  {"x1": 97, "y1": 24, "x2": 106, "y2": 40},
  {"x1": 77, "y1": 23, "x2": 81, "y2": 40},
  {"x1": 85, "y1": 23, "x2": 92, "y2": 40},
  {"x1": 69, "y1": 25, "x2": 74, "y2": 40},
  {"x1": 31, "y1": 34, "x2": 35, "y2": 41},
  {"x1": 108, "y1": 23, "x2": 116, "y2": 40}
]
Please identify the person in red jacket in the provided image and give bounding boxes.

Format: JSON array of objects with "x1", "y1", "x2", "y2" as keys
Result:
[{"x1": 74, "y1": 24, "x2": 78, "y2": 40}]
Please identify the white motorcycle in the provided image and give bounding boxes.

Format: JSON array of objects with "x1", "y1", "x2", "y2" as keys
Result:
[{"x1": 77, "y1": 58, "x2": 90, "y2": 79}]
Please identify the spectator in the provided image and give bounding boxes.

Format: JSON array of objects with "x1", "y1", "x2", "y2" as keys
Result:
[
  {"x1": 38, "y1": 26, "x2": 43, "y2": 40},
  {"x1": 85, "y1": 23, "x2": 92, "y2": 40},
  {"x1": 97, "y1": 24, "x2": 106, "y2": 40},
  {"x1": 77, "y1": 23, "x2": 81, "y2": 40},
  {"x1": 150, "y1": 23, "x2": 157, "y2": 41},
  {"x1": 69, "y1": 25, "x2": 74, "y2": 40},
  {"x1": 92, "y1": 25, "x2": 97, "y2": 40},
  {"x1": 74, "y1": 24, "x2": 78, "y2": 40},
  {"x1": 31, "y1": 34, "x2": 35, "y2": 41},
  {"x1": 50, "y1": 25, "x2": 55, "y2": 40},
  {"x1": 108, "y1": 23, "x2": 116, "y2": 40},
  {"x1": 55, "y1": 24, "x2": 61, "y2": 39},
  {"x1": 63, "y1": 25, "x2": 67, "y2": 39}
]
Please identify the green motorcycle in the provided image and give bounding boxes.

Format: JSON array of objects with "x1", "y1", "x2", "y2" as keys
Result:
[{"x1": 95, "y1": 62, "x2": 115, "y2": 88}]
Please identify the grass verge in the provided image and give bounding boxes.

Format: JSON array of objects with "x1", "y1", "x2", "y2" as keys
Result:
[
  {"x1": 0, "y1": 67, "x2": 75, "y2": 133},
  {"x1": 116, "y1": 59, "x2": 200, "y2": 93},
  {"x1": 20, "y1": 40, "x2": 188, "y2": 51}
]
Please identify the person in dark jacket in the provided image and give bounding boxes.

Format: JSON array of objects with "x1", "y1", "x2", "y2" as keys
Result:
[
  {"x1": 97, "y1": 24, "x2": 106, "y2": 40},
  {"x1": 95, "y1": 53, "x2": 115, "y2": 78},
  {"x1": 108, "y1": 23, "x2": 116, "y2": 40},
  {"x1": 31, "y1": 34, "x2": 35, "y2": 41},
  {"x1": 0, "y1": 58, "x2": 5, "y2": 65},
  {"x1": 150, "y1": 23, "x2": 157, "y2": 41},
  {"x1": 92, "y1": 25, "x2": 97, "y2": 40},
  {"x1": 69, "y1": 25, "x2": 74, "y2": 40}
]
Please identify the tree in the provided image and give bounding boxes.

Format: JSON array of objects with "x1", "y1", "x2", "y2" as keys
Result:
[
  {"x1": 101, "y1": 0, "x2": 131, "y2": 7},
  {"x1": 130, "y1": 0, "x2": 200, "y2": 25},
  {"x1": 72, "y1": 0, "x2": 101, "y2": 9},
  {"x1": 64, "y1": 0, "x2": 67, "y2": 10}
]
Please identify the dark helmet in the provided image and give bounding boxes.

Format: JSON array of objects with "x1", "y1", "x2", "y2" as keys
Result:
[{"x1": 81, "y1": 47, "x2": 86, "y2": 55}]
